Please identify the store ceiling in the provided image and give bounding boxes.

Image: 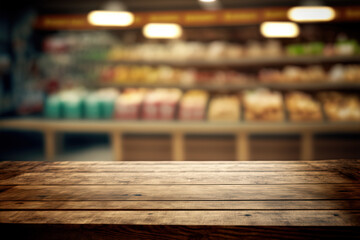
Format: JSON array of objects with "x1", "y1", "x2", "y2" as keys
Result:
[{"x1": 10, "y1": 0, "x2": 360, "y2": 14}]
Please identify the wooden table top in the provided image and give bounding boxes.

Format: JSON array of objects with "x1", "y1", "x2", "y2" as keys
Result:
[{"x1": 0, "y1": 160, "x2": 359, "y2": 239}]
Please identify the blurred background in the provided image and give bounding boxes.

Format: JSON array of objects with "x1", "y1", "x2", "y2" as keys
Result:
[{"x1": 0, "y1": 0, "x2": 359, "y2": 161}]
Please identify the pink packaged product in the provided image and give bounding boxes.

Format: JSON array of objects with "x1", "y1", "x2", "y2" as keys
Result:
[
  {"x1": 142, "y1": 89, "x2": 182, "y2": 120},
  {"x1": 178, "y1": 90, "x2": 209, "y2": 121},
  {"x1": 114, "y1": 89, "x2": 146, "y2": 120}
]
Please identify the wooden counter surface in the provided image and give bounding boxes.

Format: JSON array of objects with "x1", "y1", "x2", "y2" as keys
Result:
[{"x1": 0, "y1": 160, "x2": 359, "y2": 239}]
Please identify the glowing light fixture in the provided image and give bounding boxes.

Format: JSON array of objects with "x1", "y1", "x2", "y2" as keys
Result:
[
  {"x1": 87, "y1": 11, "x2": 134, "y2": 26},
  {"x1": 198, "y1": 0, "x2": 221, "y2": 10},
  {"x1": 143, "y1": 23, "x2": 183, "y2": 39},
  {"x1": 288, "y1": 6, "x2": 335, "y2": 22},
  {"x1": 260, "y1": 22, "x2": 300, "y2": 38}
]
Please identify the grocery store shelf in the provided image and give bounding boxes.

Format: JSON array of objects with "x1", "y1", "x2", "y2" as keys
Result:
[
  {"x1": 1, "y1": 118, "x2": 359, "y2": 161},
  {"x1": 81, "y1": 55, "x2": 360, "y2": 67},
  {"x1": 96, "y1": 82, "x2": 360, "y2": 91},
  {"x1": 1, "y1": 118, "x2": 359, "y2": 133}
]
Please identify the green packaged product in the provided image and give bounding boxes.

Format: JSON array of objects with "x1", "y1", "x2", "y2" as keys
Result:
[
  {"x1": 62, "y1": 97, "x2": 83, "y2": 119},
  {"x1": 84, "y1": 95, "x2": 101, "y2": 119},
  {"x1": 286, "y1": 44, "x2": 305, "y2": 56},
  {"x1": 305, "y1": 42, "x2": 325, "y2": 55},
  {"x1": 44, "y1": 95, "x2": 62, "y2": 118},
  {"x1": 101, "y1": 99, "x2": 115, "y2": 119}
]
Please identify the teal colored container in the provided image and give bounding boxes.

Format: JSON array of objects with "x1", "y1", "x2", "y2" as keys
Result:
[
  {"x1": 44, "y1": 95, "x2": 62, "y2": 119},
  {"x1": 84, "y1": 95, "x2": 101, "y2": 119},
  {"x1": 62, "y1": 98, "x2": 83, "y2": 119},
  {"x1": 101, "y1": 99, "x2": 115, "y2": 119}
]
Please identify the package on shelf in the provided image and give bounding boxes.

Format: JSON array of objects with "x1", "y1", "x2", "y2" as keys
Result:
[
  {"x1": 224, "y1": 43, "x2": 244, "y2": 59},
  {"x1": 286, "y1": 42, "x2": 325, "y2": 56},
  {"x1": 207, "y1": 95, "x2": 241, "y2": 122},
  {"x1": 107, "y1": 44, "x2": 130, "y2": 61},
  {"x1": 263, "y1": 40, "x2": 283, "y2": 57},
  {"x1": 97, "y1": 88, "x2": 119, "y2": 118},
  {"x1": 83, "y1": 88, "x2": 119, "y2": 119},
  {"x1": 179, "y1": 68, "x2": 197, "y2": 86},
  {"x1": 245, "y1": 41, "x2": 263, "y2": 58},
  {"x1": 243, "y1": 89, "x2": 284, "y2": 122},
  {"x1": 285, "y1": 91, "x2": 323, "y2": 122},
  {"x1": 328, "y1": 64, "x2": 360, "y2": 82},
  {"x1": 206, "y1": 41, "x2": 228, "y2": 60},
  {"x1": 44, "y1": 94, "x2": 62, "y2": 118},
  {"x1": 58, "y1": 88, "x2": 87, "y2": 119},
  {"x1": 142, "y1": 88, "x2": 182, "y2": 120},
  {"x1": 318, "y1": 91, "x2": 360, "y2": 121},
  {"x1": 114, "y1": 88, "x2": 147, "y2": 120},
  {"x1": 84, "y1": 93, "x2": 101, "y2": 119},
  {"x1": 335, "y1": 37, "x2": 359, "y2": 56},
  {"x1": 179, "y1": 90, "x2": 209, "y2": 121},
  {"x1": 259, "y1": 65, "x2": 327, "y2": 83}
]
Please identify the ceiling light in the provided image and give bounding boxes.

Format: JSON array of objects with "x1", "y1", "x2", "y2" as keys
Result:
[
  {"x1": 288, "y1": 6, "x2": 335, "y2": 22},
  {"x1": 260, "y1": 22, "x2": 300, "y2": 38},
  {"x1": 198, "y1": 0, "x2": 216, "y2": 2},
  {"x1": 87, "y1": 11, "x2": 134, "y2": 26},
  {"x1": 143, "y1": 23, "x2": 183, "y2": 39}
]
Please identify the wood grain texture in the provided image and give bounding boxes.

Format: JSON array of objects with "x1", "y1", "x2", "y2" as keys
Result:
[
  {"x1": 1, "y1": 184, "x2": 360, "y2": 201},
  {"x1": 1, "y1": 160, "x2": 358, "y2": 172},
  {"x1": 1, "y1": 200, "x2": 360, "y2": 210},
  {"x1": 0, "y1": 160, "x2": 359, "y2": 239},
  {"x1": 1, "y1": 210, "x2": 360, "y2": 226},
  {"x1": 0, "y1": 171, "x2": 356, "y2": 185}
]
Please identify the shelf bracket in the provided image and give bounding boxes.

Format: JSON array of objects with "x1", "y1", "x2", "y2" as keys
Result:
[
  {"x1": 236, "y1": 132, "x2": 249, "y2": 161},
  {"x1": 111, "y1": 131, "x2": 123, "y2": 161},
  {"x1": 301, "y1": 131, "x2": 314, "y2": 160},
  {"x1": 172, "y1": 132, "x2": 185, "y2": 161}
]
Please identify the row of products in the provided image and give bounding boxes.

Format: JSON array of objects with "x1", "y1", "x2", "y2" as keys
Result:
[
  {"x1": 106, "y1": 40, "x2": 360, "y2": 62},
  {"x1": 43, "y1": 32, "x2": 360, "y2": 60},
  {"x1": 44, "y1": 88, "x2": 118, "y2": 119},
  {"x1": 99, "y1": 64, "x2": 360, "y2": 85},
  {"x1": 44, "y1": 88, "x2": 360, "y2": 122}
]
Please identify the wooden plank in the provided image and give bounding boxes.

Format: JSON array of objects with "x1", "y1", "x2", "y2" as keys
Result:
[
  {"x1": 172, "y1": 132, "x2": 184, "y2": 161},
  {"x1": 1, "y1": 210, "x2": 359, "y2": 226},
  {"x1": 185, "y1": 136, "x2": 235, "y2": 161},
  {"x1": 44, "y1": 130, "x2": 56, "y2": 161},
  {"x1": 301, "y1": 132, "x2": 313, "y2": 160},
  {"x1": 250, "y1": 137, "x2": 300, "y2": 161},
  {"x1": 1, "y1": 184, "x2": 359, "y2": 201},
  {"x1": 6, "y1": 163, "x2": 319, "y2": 172},
  {"x1": 3, "y1": 160, "x2": 355, "y2": 165},
  {"x1": 1, "y1": 200, "x2": 360, "y2": 210},
  {"x1": 314, "y1": 137, "x2": 360, "y2": 160},
  {"x1": 123, "y1": 136, "x2": 172, "y2": 161},
  {"x1": 0, "y1": 171, "x2": 357, "y2": 185},
  {"x1": 1, "y1": 160, "x2": 358, "y2": 172},
  {"x1": 185, "y1": 154, "x2": 235, "y2": 161},
  {"x1": 236, "y1": 132, "x2": 249, "y2": 161},
  {"x1": 111, "y1": 131, "x2": 122, "y2": 161},
  {"x1": 1, "y1": 119, "x2": 360, "y2": 134}
]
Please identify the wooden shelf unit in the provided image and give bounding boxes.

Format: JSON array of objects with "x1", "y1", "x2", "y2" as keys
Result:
[{"x1": 1, "y1": 118, "x2": 359, "y2": 161}]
